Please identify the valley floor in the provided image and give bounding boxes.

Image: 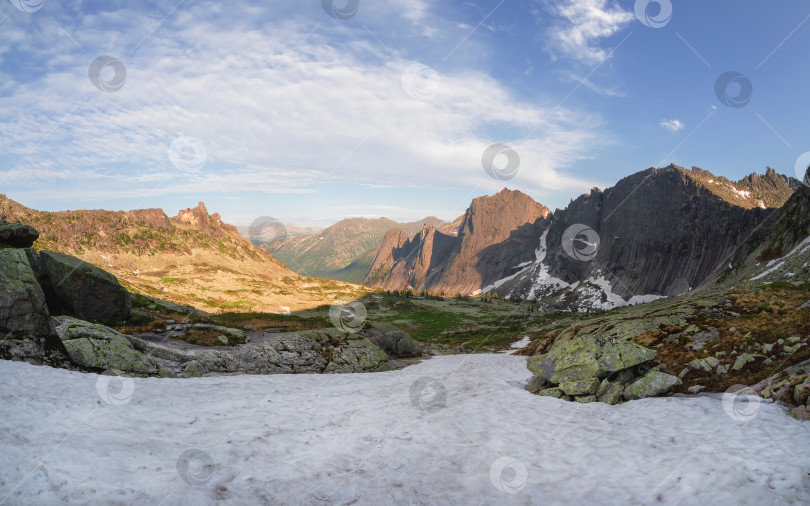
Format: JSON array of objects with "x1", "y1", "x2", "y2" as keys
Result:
[{"x1": 1, "y1": 355, "x2": 809, "y2": 505}]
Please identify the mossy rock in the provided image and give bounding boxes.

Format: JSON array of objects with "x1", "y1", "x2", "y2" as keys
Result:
[
  {"x1": 623, "y1": 369, "x2": 681, "y2": 400},
  {"x1": 53, "y1": 316, "x2": 153, "y2": 374},
  {"x1": 0, "y1": 249, "x2": 52, "y2": 337},
  {"x1": 550, "y1": 334, "x2": 656, "y2": 384},
  {"x1": 559, "y1": 378, "x2": 601, "y2": 396}
]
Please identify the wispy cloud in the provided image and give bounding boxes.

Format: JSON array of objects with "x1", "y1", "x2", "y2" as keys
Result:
[
  {"x1": 544, "y1": 0, "x2": 634, "y2": 64},
  {"x1": 659, "y1": 119, "x2": 685, "y2": 133},
  {"x1": 1, "y1": 0, "x2": 609, "y2": 206}
]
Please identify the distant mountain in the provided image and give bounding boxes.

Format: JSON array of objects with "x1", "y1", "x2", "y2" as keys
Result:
[
  {"x1": 492, "y1": 165, "x2": 800, "y2": 309},
  {"x1": 363, "y1": 165, "x2": 803, "y2": 309},
  {"x1": 263, "y1": 216, "x2": 446, "y2": 283},
  {"x1": 364, "y1": 189, "x2": 550, "y2": 294},
  {"x1": 236, "y1": 223, "x2": 323, "y2": 238},
  {"x1": 0, "y1": 196, "x2": 363, "y2": 313}
]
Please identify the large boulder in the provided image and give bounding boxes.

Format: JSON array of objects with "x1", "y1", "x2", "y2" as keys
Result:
[
  {"x1": 549, "y1": 334, "x2": 656, "y2": 384},
  {"x1": 28, "y1": 250, "x2": 131, "y2": 322},
  {"x1": 623, "y1": 369, "x2": 682, "y2": 400},
  {"x1": 0, "y1": 222, "x2": 39, "y2": 248},
  {"x1": 526, "y1": 334, "x2": 675, "y2": 404},
  {"x1": 53, "y1": 316, "x2": 153, "y2": 374},
  {"x1": 361, "y1": 322, "x2": 423, "y2": 357},
  {"x1": 0, "y1": 248, "x2": 52, "y2": 337}
]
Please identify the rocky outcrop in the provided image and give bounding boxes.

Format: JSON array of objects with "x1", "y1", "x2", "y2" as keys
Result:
[
  {"x1": 27, "y1": 250, "x2": 131, "y2": 322},
  {"x1": 0, "y1": 244, "x2": 72, "y2": 367},
  {"x1": 0, "y1": 248, "x2": 52, "y2": 337},
  {"x1": 0, "y1": 222, "x2": 39, "y2": 248},
  {"x1": 366, "y1": 188, "x2": 550, "y2": 293},
  {"x1": 361, "y1": 321, "x2": 423, "y2": 357},
  {"x1": 53, "y1": 316, "x2": 153, "y2": 374},
  {"x1": 526, "y1": 334, "x2": 680, "y2": 403},
  {"x1": 174, "y1": 202, "x2": 238, "y2": 236},
  {"x1": 126, "y1": 327, "x2": 392, "y2": 377},
  {"x1": 125, "y1": 208, "x2": 171, "y2": 229}
]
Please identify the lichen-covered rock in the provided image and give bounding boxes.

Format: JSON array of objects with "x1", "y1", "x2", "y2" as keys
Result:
[
  {"x1": 29, "y1": 250, "x2": 131, "y2": 322},
  {"x1": 549, "y1": 334, "x2": 656, "y2": 384},
  {"x1": 53, "y1": 316, "x2": 153, "y2": 374},
  {"x1": 0, "y1": 222, "x2": 39, "y2": 248},
  {"x1": 574, "y1": 395, "x2": 597, "y2": 403},
  {"x1": 793, "y1": 380, "x2": 810, "y2": 406},
  {"x1": 595, "y1": 378, "x2": 610, "y2": 398},
  {"x1": 598, "y1": 383, "x2": 624, "y2": 405},
  {"x1": 537, "y1": 387, "x2": 564, "y2": 398},
  {"x1": 361, "y1": 322, "x2": 423, "y2": 357},
  {"x1": 324, "y1": 334, "x2": 392, "y2": 373},
  {"x1": 732, "y1": 353, "x2": 760, "y2": 371},
  {"x1": 526, "y1": 376, "x2": 546, "y2": 394},
  {"x1": 527, "y1": 353, "x2": 556, "y2": 381},
  {"x1": 689, "y1": 356, "x2": 720, "y2": 372},
  {"x1": 623, "y1": 369, "x2": 682, "y2": 400},
  {"x1": 0, "y1": 249, "x2": 52, "y2": 337},
  {"x1": 125, "y1": 327, "x2": 392, "y2": 377},
  {"x1": 559, "y1": 378, "x2": 601, "y2": 396}
]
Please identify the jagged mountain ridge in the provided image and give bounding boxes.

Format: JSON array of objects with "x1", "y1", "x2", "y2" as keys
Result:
[
  {"x1": 494, "y1": 165, "x2": 801, "y2": 309},
  {"x1": 363, "y1": 165, "x2": 802, "y2": 308},
  {"x1": 364, "y1": 188, "x2": 550, "y2": 294},
  {"x1": 264, "y1": 216, "x2": 449, "y2": 283},
  {"x1": 0, "y1": 196, "x2": 364, "y2": 312}
]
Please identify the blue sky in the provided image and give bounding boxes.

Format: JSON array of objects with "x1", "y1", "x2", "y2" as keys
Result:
[{"x1": 1, "y1": 0, "x2": 808, "y2": 228}]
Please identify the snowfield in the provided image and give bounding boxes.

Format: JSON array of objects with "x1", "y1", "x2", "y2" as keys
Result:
[{"x1": 1, "y1": 355, "x2": 809, "y2": 505}]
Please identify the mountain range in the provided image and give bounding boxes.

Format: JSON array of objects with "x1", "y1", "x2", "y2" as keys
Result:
[
  {"x1": 0, "y1": 197, "x2": 362, "y2": 313},
  {"x1": 2, "y1": 164, "x2": 805, "y2": 313},
  {"x1": 360, "y1": 165, "x2": 805, "y2": 309},
  {"x1": 262, "y1": 216, "x2": 457, "y2": 283}
]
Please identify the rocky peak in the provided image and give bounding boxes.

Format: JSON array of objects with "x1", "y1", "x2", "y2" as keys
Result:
[
  {"x1": 125, "y1": 209, "x2": 171, "y2": 229},
  {"x1": 175, "y1": 202, "x2": 211, "y2": 227}
]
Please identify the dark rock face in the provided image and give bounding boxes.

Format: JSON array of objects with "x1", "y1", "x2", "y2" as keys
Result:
[
  {"x1": 0, "y1": 248, "x2": 52, "y2": 337},
  {"x1": 365, "y1": 189, "x2": 550, "y2": 293},
  {"x1": 0, "y1": 222, "x2": 39, "y2": 248},
  {"x1": 28, "y1": 250, "x2": 131, "y2": 322},
  {"x1": 501, "y1": 165, "x2": 787, "y2": 304}
]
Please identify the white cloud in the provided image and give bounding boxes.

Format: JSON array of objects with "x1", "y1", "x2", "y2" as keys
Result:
[
  {"x1": 545, "y1": 0, "x2": 634, "y2": 64},
  {"x1": 0, "y1": 0, "x2": 607, "y2": 205},
  {"x1": 659, "y1": 119, "x2": 685, "y2": 132}
]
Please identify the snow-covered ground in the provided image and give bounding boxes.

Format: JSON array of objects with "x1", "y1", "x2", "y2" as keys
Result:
[{"x1": 1, "y1": 355, "x2": 809, "y2": 505}]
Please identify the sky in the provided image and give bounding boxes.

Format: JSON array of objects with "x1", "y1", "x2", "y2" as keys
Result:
[{"x1": 1, "y1": 0, "x2": 809, "y2": 228}]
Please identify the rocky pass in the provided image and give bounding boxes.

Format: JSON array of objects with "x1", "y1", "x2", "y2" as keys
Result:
[{"x1": 1, "y1": 1, "x2": 809, "y2": 505}]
